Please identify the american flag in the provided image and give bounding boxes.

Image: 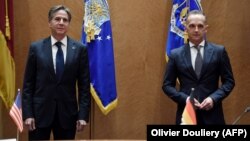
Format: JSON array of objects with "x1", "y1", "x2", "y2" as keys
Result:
[{"x1": 9, "y1": 89, "x2": 23, "y2": 132}]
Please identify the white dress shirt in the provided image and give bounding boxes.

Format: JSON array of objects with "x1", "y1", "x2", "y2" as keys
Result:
[
  {"x1": 189, "y1": 40, "x2": 205, "y2": 70},
  {"x1": 51, "y1": 36, "x2": 67, "y2": 73}
]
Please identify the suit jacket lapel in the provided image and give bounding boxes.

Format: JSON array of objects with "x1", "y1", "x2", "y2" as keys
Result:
[
  {"x1": 182, "y1": 44, "x2": 197, "y2": 79},
  {"x1": 64, "y1": 37, "x2": 76, "y2": 75},
  {"x1": 43, "y1": 37, "x2": 57, "y2": 80},
  {"x1": 200, "y1": 42, "x2": 214, "y2": 78}
]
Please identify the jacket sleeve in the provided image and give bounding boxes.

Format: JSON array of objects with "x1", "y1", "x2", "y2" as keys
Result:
[
  {"x1": 209, "y1": 47, "x2": 235, "y2": 105},
  {"x1": 77, "y1": 44, "x2": 91, "y2": 122},
  {"x1": 162, "y1": 52, "x2": 188, "y2": 105},
  {"x1": 22, "y1": 44, "x2": 36, "y2": 120}
]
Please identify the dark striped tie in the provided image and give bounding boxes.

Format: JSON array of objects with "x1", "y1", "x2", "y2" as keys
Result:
[
  {"x1": 55, "y1": 41, "x2": 64, "y2": 80},
  {"x1": 195, "y1": 46, "x2": 202, "y2": 78}
]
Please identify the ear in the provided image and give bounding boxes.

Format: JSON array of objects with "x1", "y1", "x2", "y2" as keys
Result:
[
  {"x1": 48, "y1": 22, "x2": 52, "y2": 28},
  {"x1": 204, "y1": 24, "x2": 209, "y2": 33}
]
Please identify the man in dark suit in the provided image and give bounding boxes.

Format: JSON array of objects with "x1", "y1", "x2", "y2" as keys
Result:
[
  {"x1": 162, "y1": 10, "x2": 235, "y2": 125},
  {"x1": 22, "y1": 5, "x2": 91, "y2": 140}
]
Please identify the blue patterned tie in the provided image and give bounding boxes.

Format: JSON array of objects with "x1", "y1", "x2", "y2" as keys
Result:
[
  {"x1": 195, "y1": 46, "x2": 202, "y2": 78},
  {"x1": 55, "y1": 42, "x2": 64, "y2": 80}
]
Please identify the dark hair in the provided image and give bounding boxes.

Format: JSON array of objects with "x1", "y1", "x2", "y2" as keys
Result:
[
  {"x1": 186, "y1": 10, "x2": 206, "y2": 23},
  {"x1": 48, "y1": 5, "x2": 72, "y2": 22}
]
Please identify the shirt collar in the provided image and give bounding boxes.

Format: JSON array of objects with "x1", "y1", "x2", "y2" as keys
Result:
[
  {"x1": 189, "y1": 40, "x2": 205, "y2": 48},
  {"x1": 51, "y1": 36, "x2": 67, "y2": 46}
]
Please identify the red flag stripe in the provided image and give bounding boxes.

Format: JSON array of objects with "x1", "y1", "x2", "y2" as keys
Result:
[
  {"x1": 10, "y1": 105, "x2": 22, "y2": 123},
  {"x1": 181, "y1": 99, "x2": 197, "y2": 125},
  {"x1": 9, "y1": 104, "x2": 23, "y2": 132},
  {"x1": 185, "y1": 100, "x2": 196, "y2": 124}
]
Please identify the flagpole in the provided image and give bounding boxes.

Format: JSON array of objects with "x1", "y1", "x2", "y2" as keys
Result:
[
  {"x1": 90, "y1": 97, "x2": 95, "y2": 139},
  {"x1": 17, "y1": 89, "x2": 21, "y2": 141},
  {"x1": 16, "y1": 128, "x2": 19, "y2": 141}
]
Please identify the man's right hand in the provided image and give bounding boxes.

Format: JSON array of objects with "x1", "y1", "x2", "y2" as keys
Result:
[
  {"x1": 193, "y1": 98, "x2": 201, "y2": 108},
  {"x1": 24, "y1": 118, "x2": 36, "y2": 131},
  {"x1": 187, "y1": 96, "x2": 201, "y2": 109}
]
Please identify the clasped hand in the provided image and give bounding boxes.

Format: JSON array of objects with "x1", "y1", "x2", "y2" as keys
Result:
[{"x1": 193, "y1": 97, "x2": 214, "y2": 111}]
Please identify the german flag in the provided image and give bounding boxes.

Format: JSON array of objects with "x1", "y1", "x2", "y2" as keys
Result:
[
  {"x1": 181, "y1": 88, "x2": 197, "y2": 125},
  {"x1": 181, "y1": 98, "x2": 197, "y2": 125}
]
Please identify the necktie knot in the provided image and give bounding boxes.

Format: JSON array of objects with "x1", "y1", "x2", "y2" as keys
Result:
[
  {"x1": 194, "y1": 45, "x2": 201, "y2": 51},
  {"x1": 55, "y1": 41, "x2": 62, "y2": 49}
]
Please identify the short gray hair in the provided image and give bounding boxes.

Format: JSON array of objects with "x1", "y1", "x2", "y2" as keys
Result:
[
  {"x1": 48, "y1": 5, "x2": 72, "y2": 22},
  {"x1": 186, "y1": 10, "x2": 206, "y2": 23}
]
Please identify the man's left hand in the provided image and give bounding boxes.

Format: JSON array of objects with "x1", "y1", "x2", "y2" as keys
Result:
[
  {"x1": 76, "y1": 120, "x2": 87, "y2": 132},
  {"x1": 200, "y1": 97, "x2": 214, "y2": 111}
]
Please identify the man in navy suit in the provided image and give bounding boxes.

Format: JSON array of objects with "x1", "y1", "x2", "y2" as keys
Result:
[
  {"x1": 162, "y1": 10, "x2": 235, "y2": 125},
  {"x1": 22, "y1": 5, "x2": 91, "y2": 140}
]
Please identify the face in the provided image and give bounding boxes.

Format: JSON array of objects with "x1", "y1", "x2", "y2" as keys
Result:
[
  {"x1": 185, "y1": 14, "x2": 208, "y2": 45},
  {"x1": 49, "y1": 10, "x2": 70, "y2": 39}
]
